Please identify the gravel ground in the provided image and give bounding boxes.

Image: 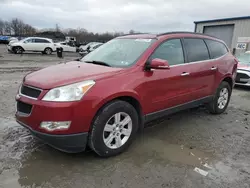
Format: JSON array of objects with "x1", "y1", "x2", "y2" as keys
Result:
[{"x1": 0, "y1": 44, "x2": 250, "y2": 188}]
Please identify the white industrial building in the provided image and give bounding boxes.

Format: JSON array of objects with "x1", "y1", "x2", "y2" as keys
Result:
[{"x1": 194, "y1": 16, "x2": 250, "y2": 55}]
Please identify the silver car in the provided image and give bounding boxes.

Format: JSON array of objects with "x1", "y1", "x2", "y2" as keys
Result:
[{"x1": 236, "y1": 52, "x2": 250, "y2": 86}]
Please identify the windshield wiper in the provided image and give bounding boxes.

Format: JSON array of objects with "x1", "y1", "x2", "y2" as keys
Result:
[{"x1": 84, "y1": 60, "x2": 111, "y2": 67}]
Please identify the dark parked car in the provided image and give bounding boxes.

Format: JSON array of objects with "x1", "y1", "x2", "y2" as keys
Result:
[{"x1": 16, "y1": 32, "x2": 237, "y2": 157}]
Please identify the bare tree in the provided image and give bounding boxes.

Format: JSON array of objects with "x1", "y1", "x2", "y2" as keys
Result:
[
  {"x1": 9, "y1": 18, "x2": 36, "y2": 36},
  {"x1": 129, "y1": 29, "x2": 135, "y2": 34},
  {"x1": 55, "y1": 23, "x2": 61, "y2": 32},
  {"x1": 23, "y1": 24, "x2": 36, "y2": 35},
  {"x1": 4, "y1": 21, "x2": 12, "y2": 35},
  {"x1": 0, "y1": 19, "x2": 4, "y2": 35},
  {"x1": 10, "y1": 18, "x2": 20, "y2": 35}
]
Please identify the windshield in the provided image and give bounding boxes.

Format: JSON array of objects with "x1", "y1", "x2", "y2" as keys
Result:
[
  {"x1": 237, "y1": 53, "x2": 250, "y2": 64},
  {"x1": 81, "y1": 38, "x2": 156, "y2": 67}
]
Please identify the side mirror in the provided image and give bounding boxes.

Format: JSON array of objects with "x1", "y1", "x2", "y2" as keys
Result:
[{"x1": 146, "y1": 58, "x2": 170, "y2": 70}]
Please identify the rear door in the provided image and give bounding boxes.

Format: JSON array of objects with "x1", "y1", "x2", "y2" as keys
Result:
[
  {"x1": 35, "y1": 39, "x2": 52, "y2": 51},
  {"x1": 182, "y1": 38, "x2": 217, "y2": 99},
  {"x1": 34, "y1": 39, "x2": 45, "y2": 51},
  {"x1": 204, "y1": 39, "x2": 231, "y2": 90}
]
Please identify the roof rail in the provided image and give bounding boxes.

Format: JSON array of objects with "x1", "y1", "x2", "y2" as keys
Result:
[
  {"x1": 157, "y1": 31, "x2": 220, "y2": 39},
  {"x1": 119, "y1": 33, "x2": 150, "y2": 37}
]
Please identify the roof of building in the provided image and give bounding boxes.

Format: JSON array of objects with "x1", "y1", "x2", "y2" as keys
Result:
[{"x1": 194, "y1": 16, "x2": 250, "y2": 24}]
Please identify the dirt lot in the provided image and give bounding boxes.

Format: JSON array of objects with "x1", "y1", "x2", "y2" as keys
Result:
[{"x1": 0, "y1": 44, "x2": 250, "y2": 188}]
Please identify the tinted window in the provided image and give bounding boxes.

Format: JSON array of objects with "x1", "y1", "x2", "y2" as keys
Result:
[
  {"x1": 35, "y1": 39, "x2": 50, "y2": 43},
  {"x1": 150, "y1": 39, "x2": 184, "y2": 66},
  {"x1": 205, "y1": 39, "x2": 228, "y2": 59},
  {"x1": 184, "y1": 38, "x2": 209, "y2": 62}
]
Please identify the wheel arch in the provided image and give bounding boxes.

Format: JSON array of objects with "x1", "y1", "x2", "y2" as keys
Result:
[
  {"x1": 13, "y1": 46, "x2": 25, "y2": 51},
  {"x1": 44, "y1": 47, "x2": 53, "y2": 51},
  {"x1": 222, "y1": 76, "x2": 233, "y2": 90},
  {"x1": 92, "y1": 93, "x2": 145, "y2": 132}
]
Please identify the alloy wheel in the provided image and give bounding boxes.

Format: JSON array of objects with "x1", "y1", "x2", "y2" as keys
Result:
[
  {"x1": 16, "y1": 47, "x2": 22, "y2": 54},
  {"x1": 45, "y1": 48, "x2": 52, "y2": 54},
  {"x1": 103, "y1": 112, "x2": 132, "y2": 149},
  {"x1": 217, "y1": 88, "x2": 229, "y2": 109}
]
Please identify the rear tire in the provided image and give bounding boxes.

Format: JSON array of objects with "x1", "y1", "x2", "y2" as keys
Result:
[
  {"x1": 206, "y1": 81, "x2": 231, "y2": 114},
  {"x1": 44, "y1": 47, "x2": 52, "y2": 55},
  {"x1": 88, "y1": 100, "x2": 139, "y2": 157}
]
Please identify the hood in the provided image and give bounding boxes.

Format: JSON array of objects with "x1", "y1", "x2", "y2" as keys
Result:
[
  {"x1": 9, "y1": 39, "x2": 18, "y2": 44},
  {"x1": 24, "y1": 61, "x2": 123, "y2": 89},
  {"x1": 10, "y1": 41, "x2": 22, "y2": 45},
  {"x1": 238, "y1": 62, "x2": 250, "y2": 71}
]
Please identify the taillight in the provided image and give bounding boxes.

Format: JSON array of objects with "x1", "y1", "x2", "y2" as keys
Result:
[{"x1": 234, "y1": 58, "x2": 239, "y2": 65}]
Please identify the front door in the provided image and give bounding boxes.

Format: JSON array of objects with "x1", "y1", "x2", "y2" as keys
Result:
[
  {"x1": 141, "y1": 39, "x2": 195, "y2": 114},
  {"x1": 22, "y1": 38, "x2": 35, "y2": 51}
]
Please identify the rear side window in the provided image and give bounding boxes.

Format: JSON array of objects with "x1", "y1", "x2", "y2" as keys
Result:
[
  {"x1": 205, "y1": 39, "x2": 228, "y2": 59},
  {"x1": 35, "y1": 39, "x2": 50, "y2": 43},
  {"x1": 183, "y1": 38, "x2": 209, "y2": 62},
  {"x1": 150, "y1": 39, "x2": 184, "y2": 66}
]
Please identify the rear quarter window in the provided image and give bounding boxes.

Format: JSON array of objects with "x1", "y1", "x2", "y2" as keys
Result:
[
  {"x1": 183, "y1": 38, "x2": 210, "y2": 62},
  {"x1": 205, "y1": 39, "x2": 228, "y2": 59}
]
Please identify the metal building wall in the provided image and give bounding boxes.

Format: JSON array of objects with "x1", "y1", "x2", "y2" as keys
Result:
[{"x1": 195, "y1": 19, "x2": 250, "y2": 50}]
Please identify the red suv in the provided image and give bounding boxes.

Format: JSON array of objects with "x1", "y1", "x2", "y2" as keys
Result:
[{"x1": 15, "y1": 32, "x2": 238, "y2": 157}]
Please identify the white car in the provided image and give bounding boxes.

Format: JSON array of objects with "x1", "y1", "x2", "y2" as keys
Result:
[
  {"x1": 79, "y1": 42, "x2": 101, "y2": 51},
  {"x1": 8, "y1": 37, "x2": 56, "y2": 55},
  {"x1": 55, "y1": 42, "x2": 77, "y2": 52},
  {"x1": 8, "y1": 37, "x2": 19, "y2": 44},
  {"x1": 235, "y1": 52, "x2": 250, "y2": 86},
  {"x1": 79, "y1": 42, "x2": 103, "y2": 56}
]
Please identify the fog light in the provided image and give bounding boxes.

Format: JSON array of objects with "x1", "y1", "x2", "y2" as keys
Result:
[{"x1": 40, "y1": 121, "x2": 71, "y2": 131}]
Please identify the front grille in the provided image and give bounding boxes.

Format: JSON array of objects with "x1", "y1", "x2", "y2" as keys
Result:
[
  {"x1": 20, "y1": 85, "x2": 42, "y2": 99},
  {"x1": 17, "y1": 101, "x2": 32, "y2": 115},
  {"x1": 236, "y1": 73, "x2": 250, "y2": 83},
  {"x1": 237, "y1": 73, "x2": 250, "y2": 79}
]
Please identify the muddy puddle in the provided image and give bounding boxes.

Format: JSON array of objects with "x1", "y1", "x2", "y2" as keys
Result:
[
  {"x1": 0, "y1": 114, "x2": 249, "y2": 188},
  {"x1": 0, "y1": 118, "x2": 215, "y2": 187}
]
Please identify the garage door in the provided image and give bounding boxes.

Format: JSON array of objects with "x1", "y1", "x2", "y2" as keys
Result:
[{"x1": 203, "y1": 24, "x2": 234, "y2": 48}]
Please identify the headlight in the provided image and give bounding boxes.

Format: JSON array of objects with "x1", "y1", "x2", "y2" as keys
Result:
[{"x1": 42, "y1": 80, "x2": 95, "y2": 102}]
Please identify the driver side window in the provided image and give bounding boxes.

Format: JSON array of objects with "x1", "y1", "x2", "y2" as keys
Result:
[
  {"x1": 150, "y1": 39, "x2": 185, "y2": 66},
  {"x1": 24, "y1": 38, "x2": 34, "y2": 43}
]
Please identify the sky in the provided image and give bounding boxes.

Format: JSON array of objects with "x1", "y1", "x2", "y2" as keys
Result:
[{"x1": 0, "y1": 0, "x2": 250, "y2": 33}]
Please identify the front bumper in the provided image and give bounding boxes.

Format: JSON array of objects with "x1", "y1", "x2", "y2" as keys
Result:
[
  {"x1": 7, "y1": 45, "x2": 13, "y2": 52},
  {"x1": 17, "y1": 120, "x2": 88, "y2": 153},
  {"x1": 235, "y1": 69, "x2": 250, "y2": 86}
]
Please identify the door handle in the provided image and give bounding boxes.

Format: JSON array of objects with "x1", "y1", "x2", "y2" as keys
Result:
[
  {"x1": 181, "y1": 72, "x2": 190, "y2": 76},
  {"x1": 210, "y1": 67, "x2": 217, "y2": 70}
]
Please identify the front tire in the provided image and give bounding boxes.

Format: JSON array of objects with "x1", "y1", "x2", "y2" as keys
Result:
[
  {"x1": 13, "y1": 46, "x2": 23, "y2": 54},
  {"x1": 88, "y1": 100, "x2": 139, "y2": 157},
  {"x1": 206, "y1": 81, "x2": 231, "y2": 114}
]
